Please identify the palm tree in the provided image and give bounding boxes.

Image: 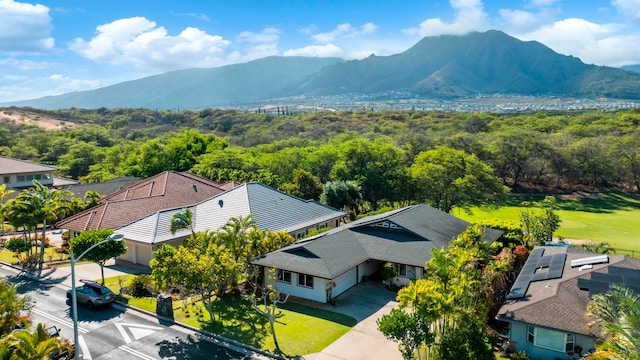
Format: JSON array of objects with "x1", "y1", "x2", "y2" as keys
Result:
[
  {"x1": 83, "y1": 190, "x2": 102, "y2": 209},
  {"x1": 218, "y1": 215, "x2": 255, "y2": 262},
  {"x1": 0, "y1": 184, "x2": 14, "y2": 235},
  {"x1": 0, "y1": 278, "x2": 30, "y2": 338},
  {"x1": 586, "y1": 285, "x2": 640, "y2": 360},
  {"x1": 17, "y1": 180, "x2": 71, "y2": 278},
  {"x1": 169, "y1": 208, "x2": 195, "y2": 236},
  {"x1": 5, "y1": 323, "x2": 63, "y2": 360}
]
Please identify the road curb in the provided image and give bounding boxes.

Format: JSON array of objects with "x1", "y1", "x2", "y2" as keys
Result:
[
  {"x1": 114, "y1": 300, "x2": 288, "y2": 360},
  {"x1": 1, "y1": 261, "x2": 290, "y2": 359}
]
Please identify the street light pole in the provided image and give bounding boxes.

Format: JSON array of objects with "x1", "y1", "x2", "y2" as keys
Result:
[{"x1": 71, "y1": 233, "x2": 124, "y2": 360}]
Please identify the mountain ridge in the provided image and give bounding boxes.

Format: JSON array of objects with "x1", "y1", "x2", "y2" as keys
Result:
[{"x1": 5, "y1": 30, "x2": 640, "y2": 110}]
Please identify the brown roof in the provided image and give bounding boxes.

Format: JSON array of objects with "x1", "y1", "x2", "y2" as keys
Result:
[
  {"x1": 497, "y1": 246, "x2": 640, "y2": 336},
  {"x1": 57, "y1": 171, "x2": 225, "y2": 231},
  {"x1": 0, "y1": 155, "x2": 57, "y2": 174}
]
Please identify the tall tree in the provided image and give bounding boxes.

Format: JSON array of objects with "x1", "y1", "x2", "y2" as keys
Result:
[
  {"x1": 331, "y1": 138, "x2": 408, "y2": 210},
  {"x1": 69, "y1": 229, "x2": 127, "y2": 284},
  {"x1": 0, "y1": 184, "x2": 14, "y2": 235},
  {"x1": 519, "y1": 196, "x2": 562, "y2": 246},
  {"x1": 586, "y1": 285, "x2": 640, "y2": 360},
  {"x1": 16, "y1": 181, "x2": 71, "y2": 278},
  {"x1": 320, "y1": 180, "x2": 362, "y2": 214},
  {"x1": 409, "y1": 146, "x2": 508, "y2": 213}
]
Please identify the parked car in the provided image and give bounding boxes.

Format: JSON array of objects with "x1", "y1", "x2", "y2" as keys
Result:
[{"x1": 66, "y1": 280, "x2": 115, "y2": 308}]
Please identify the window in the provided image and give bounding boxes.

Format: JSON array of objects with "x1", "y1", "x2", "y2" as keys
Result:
[
  {"x1": 396, "y1": 264, "x2": 416, "y2": 280},
  {"x1": 527, "y1": 326, "x2": 576, "y2": 353},
  {"x1": 17, "y1": 175, "x2": 25, "y2": 182},
  {"x1": 277, "y1": 270, "x2": 291, "y2": 284},
  {"x1": 565, "y1": 334, "x2": 575, "y2": 353},
  {"x1": 25, "y1": 175, "x2": 33, "y2": 181},
  {"x1": 34, "y1": 174, "x2": 41, "y2": 180},
  {"x1": 297, "y1": 273, "x2": 314, "y2": 288},
  {"x1": 43, "y1": 173, "x2": 51, "y2": 180},
  {"x1": 3, "y1": 177, "x2": 8, "y2": 183}
]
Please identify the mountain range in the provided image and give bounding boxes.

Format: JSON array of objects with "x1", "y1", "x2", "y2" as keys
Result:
[{"x1": 5, "y1": 30, "x2": 640, "y2": 110}]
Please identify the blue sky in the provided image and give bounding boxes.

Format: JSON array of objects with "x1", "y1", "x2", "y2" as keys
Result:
[{"x1": 1, "y1": 0, "x2": 640, "y2": 102}]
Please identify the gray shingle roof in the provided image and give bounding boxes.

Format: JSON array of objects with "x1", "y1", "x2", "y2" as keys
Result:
[
  {"x1": 0, "y1": 155, "x2": 57, "y2": 174},
  {"x1": 496, "y1": 246, "x2": 640, "y2": 336},
  {"x1": 117, "y1": 182, "x2": 347, "y2": 244},
  {"x1": 251, "y1": 204, "x2": 503, "y2": 279}
]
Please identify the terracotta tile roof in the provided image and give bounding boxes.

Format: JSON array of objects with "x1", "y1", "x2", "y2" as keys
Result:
[
  {"x1": 57, "y1": 171, "x2": 225, "y2": 231},
  {"x1": 0, "y1": 155, "x2": 57, "y2": 174}
]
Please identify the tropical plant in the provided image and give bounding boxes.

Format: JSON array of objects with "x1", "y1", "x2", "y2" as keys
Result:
[
  {"x1": 3, "y1": 323, "x2": 63, "y2": 360},
  {"x1": 69, "y1": 229, "x2": 127, "y2": 284},
  {"x1": 586, "y1": 285, "x2": 640, "y2": 360},
  {"x1": 15, "y1": 180, "x2": 71, "y2": 278},
  {"x1": 0, "y1": 184, "x2": 14, "y2": 234},
  {"x1": 169, "y1": 208, "x2": 194, "y2": 236}
]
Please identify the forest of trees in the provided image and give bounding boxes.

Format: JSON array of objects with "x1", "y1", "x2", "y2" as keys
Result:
[{"x1": 1, "y1": 106, "x2": 639, "y2": 212}]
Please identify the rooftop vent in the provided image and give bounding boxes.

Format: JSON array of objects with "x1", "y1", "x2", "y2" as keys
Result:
[{"x1": 570, "y1": 255, "x2": 608, "y2": 268}]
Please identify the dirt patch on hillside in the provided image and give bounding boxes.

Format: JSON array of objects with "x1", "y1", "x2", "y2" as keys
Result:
[{"x1": 0, "y1": 110, "x2": 78, "y2": 131}]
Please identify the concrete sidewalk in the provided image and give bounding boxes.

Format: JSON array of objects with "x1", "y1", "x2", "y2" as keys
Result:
[{"x1": 38, "y1": 258, "x2": 148, "y2": 288}]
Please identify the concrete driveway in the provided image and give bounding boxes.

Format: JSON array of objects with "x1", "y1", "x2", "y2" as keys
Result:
[{"x1": 300, "y1": 281, "x2": 402, "y2": 360}]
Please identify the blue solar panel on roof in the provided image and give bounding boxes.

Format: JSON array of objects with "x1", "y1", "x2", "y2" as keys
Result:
[{"x1": 608, "y1": 266, "x2": 640, "y2": 279}]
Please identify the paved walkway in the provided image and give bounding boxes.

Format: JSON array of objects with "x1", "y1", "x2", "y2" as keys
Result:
[{"x1": 297, "y1": 281, "x2": 403, "y2": 360}]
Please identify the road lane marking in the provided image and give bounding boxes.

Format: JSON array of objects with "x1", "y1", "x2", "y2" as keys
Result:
[
  {"x1": 78, "y1": 335, "x2": 92, "y2": 360},
  {"x1": 31, "y1": 308, "x2": 88, "y2": 334},
  {"x1": 115, "y1": 323, "x2": 164, "y2": 344},
  {"x1": 119, "y1": 345, "x2": 158, "y2": 360}
]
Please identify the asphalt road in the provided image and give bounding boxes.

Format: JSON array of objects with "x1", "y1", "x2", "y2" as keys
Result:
[{"x1": 0, "y1": 266, "x2": 257, "y2": 360}]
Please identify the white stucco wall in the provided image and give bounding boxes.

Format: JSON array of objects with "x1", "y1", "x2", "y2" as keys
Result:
[
  {"x1": 331, "y1": 268, "x2": 358, "y2": 298},
  {"x1": 267, "y1": 272, "x2": 327, "y2": 303}
]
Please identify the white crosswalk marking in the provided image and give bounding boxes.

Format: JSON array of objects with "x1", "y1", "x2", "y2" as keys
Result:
[
  {"x1": 115, "y1": 323, "x2": 164, "y2": 344},
  {"x1": 78, "y1": 335, "x2": 92, "y2": 360},
  {"x1": 119, "y1": 345, "x2": 158, "y2": 360},
  {"x1": 31, "y1": 308, "x2": 89, "y2": 334}
]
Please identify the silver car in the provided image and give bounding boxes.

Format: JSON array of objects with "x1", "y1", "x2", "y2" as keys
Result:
[{"x1": 66, "y1": 280, "x2": 115, "y2": 308}]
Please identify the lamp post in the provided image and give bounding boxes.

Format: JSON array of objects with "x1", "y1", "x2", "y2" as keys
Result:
[{"x1": 71, "y1": 233, "x2": 124, "y2": 360}]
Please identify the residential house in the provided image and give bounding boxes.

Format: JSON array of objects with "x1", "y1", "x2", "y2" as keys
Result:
[
  {"x1": 1, "y1": 155, "x2": 57, "y2": 189},
  {"x1": 61, "y1": 176, "x2": 141, "y2": 199},
  {"x1": 57, "y1": 171, "x2": 227, "y2": 264},
  {"x1": 496, "y1": 246, "x2": 640, "y2": 359},
  {"x1": 250, "y1": 204, "x2": 503, "y2": 304},
  {"x1": 116, "y1": 182, "x2": 347, "y2": 266}
]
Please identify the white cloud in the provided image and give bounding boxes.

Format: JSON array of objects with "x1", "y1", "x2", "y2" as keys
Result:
[
  {"x1": 299, "y1": 24, "x2": 318, "y2": 35},
  {"x1": 516, "y1": 18, "x2": 640, "y2": 67},
  {"x1": 613, "y1": 0, "x2": 640, "y2": 19},
  {"x1": 528, "y1": 0, "x2": 559, "y2": 7},
  {"x1": 404, "y1": 0, "x2": 489, "y2": 37},
  {"x1": 69, "y1": 17, "x2": 232, "y2": 71},
  {"x1": 0, "y1": 0, "x2": 54, "y2": 53},
  {"x1": 312, "y1": 22, "x2": 378, "y2": 43},
  {"x1": 284, "y1": 43, "x2": 344, "y2": 57},
  {"x1": 236, "y1": 27, "x2": 279, "y2": 43},
  {"x1": 0, "y1": 72, "x2": 101, "y2": 102},
  {"x1": 173, "y1": 11, "x2": 210, "y2": 22}
]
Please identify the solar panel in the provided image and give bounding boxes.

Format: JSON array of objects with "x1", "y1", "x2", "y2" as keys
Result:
[
  {"x1": 507, "y1": 273, "x2": 533, "y2": 299},
  {"x1": 577, "y1": 278, "x2": 591, "y2": 290},
  {"x1": 529, "y1": 248, "x2": 545, "y2": 260},
  {"x1": 608, "y1": 266, "x2": 640, "y2": 280},
  {"x1": 591, "y1": 272, "x2": 622, "y2": 283}
]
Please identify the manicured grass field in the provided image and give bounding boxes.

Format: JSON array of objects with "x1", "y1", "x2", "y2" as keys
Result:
[
  {"x1": 102, "y1": 275, "x2": 355, "y2": 357},
  {"x1": 453, "y1": 192, "x2": 640, "y2": 253}
]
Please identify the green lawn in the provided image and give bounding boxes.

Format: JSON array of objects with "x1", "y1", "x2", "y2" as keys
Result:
[
  {"x1": 0, "y1": 247, "x2": 69, "y2": 265},
  {"x1": 102, "y1": 275, "x2": 355, "y2": 357},
  {"x1": 454, "y1": 192, "x2": 640, "y2": 253}
]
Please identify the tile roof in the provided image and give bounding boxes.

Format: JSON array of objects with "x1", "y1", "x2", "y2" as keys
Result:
[
  {"x1": 56, "y1": 171, "x2": 225, "y2": 231},
  {"x1": 496, "y1": 246, "x2": 640, "y2": 336},
  {"x1": 117, "y1": 182, "x2": 347, "y2": 244},
  {"x1": 251, "y1": 204, "x2": 503, "y2": 279},
  {"x1": 0, "y1": 155, "x2": 57, "y2": 174}
]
